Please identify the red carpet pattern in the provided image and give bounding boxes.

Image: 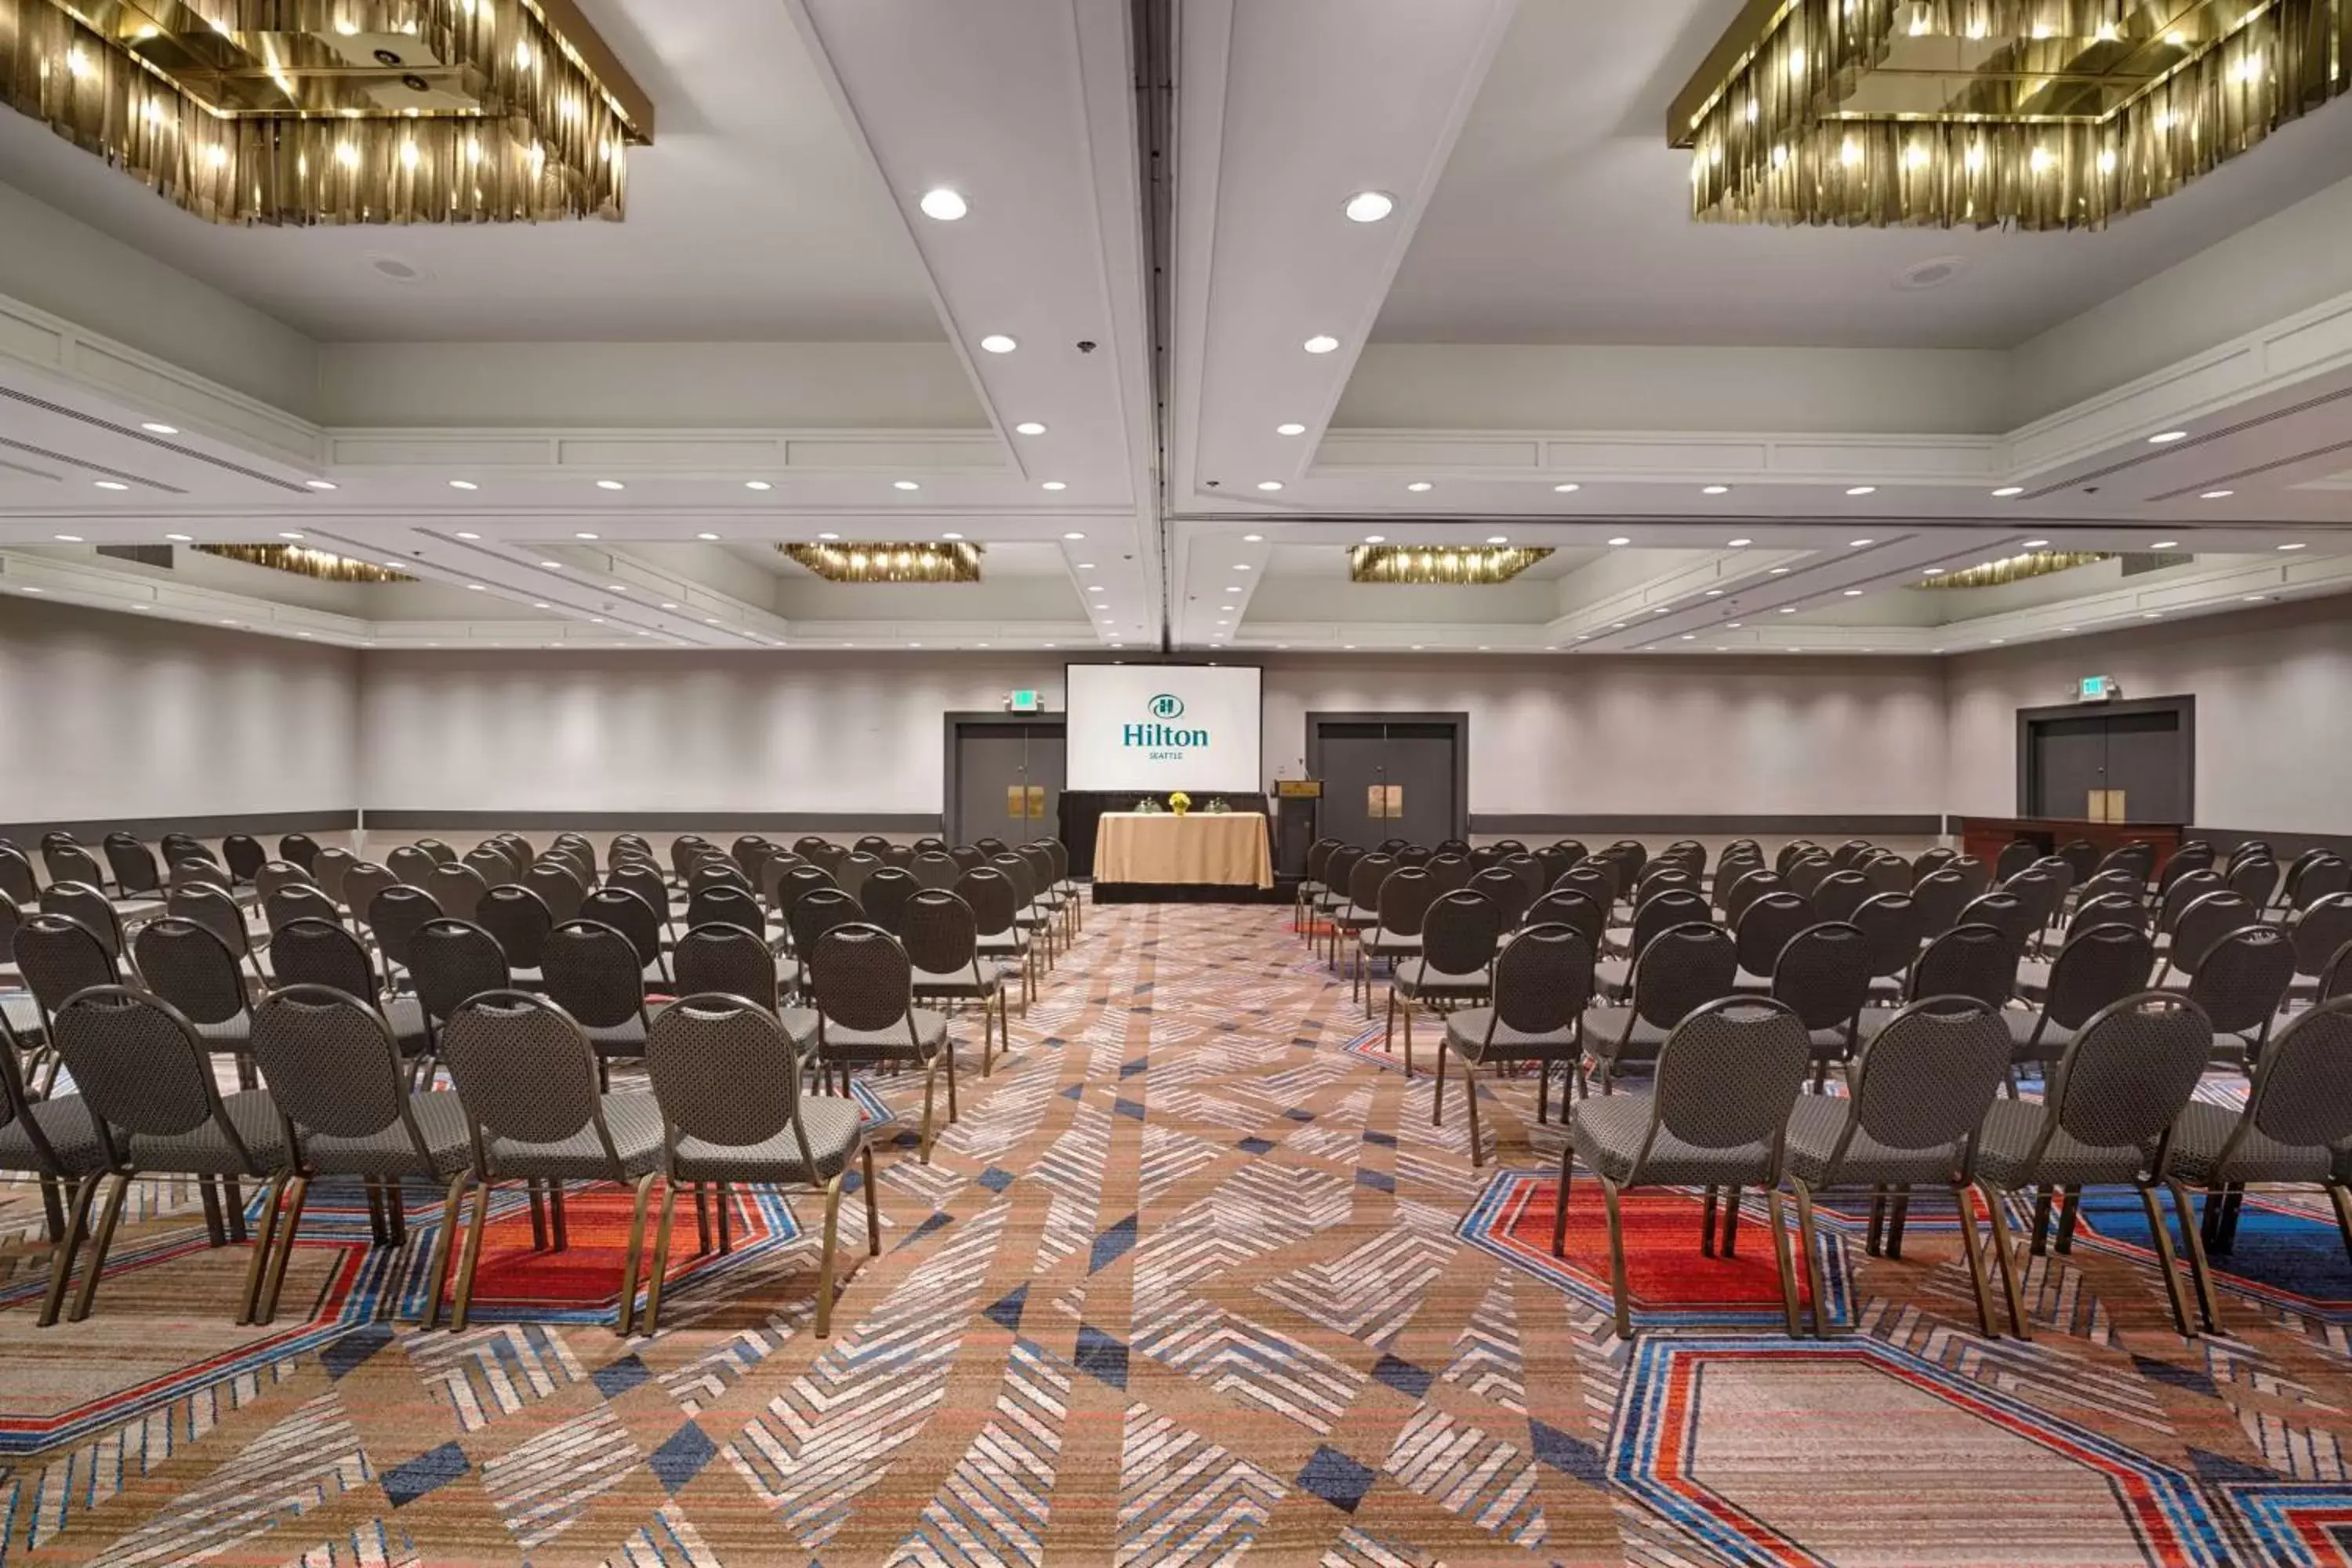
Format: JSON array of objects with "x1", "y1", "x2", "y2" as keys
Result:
[{"x1": 2, "y1": 902, "x2": 2350, "y2": 1564}]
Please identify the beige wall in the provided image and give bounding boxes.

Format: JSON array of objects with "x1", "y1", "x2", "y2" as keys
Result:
[
  {"x1": 0, "y1": 597, "x2": 359, "y2": 826},
  {"x1": 1944, "y1": 598, "x2": 2352, "y2": 834}
]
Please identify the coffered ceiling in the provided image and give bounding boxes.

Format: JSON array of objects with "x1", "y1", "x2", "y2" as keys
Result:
[{"x1": 1, "y1": 0, "x2": 2348, "y2": 663}]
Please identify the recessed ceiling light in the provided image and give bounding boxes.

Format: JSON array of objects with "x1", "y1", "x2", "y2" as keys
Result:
[
  {"x1": 1014, "y1": 422, "x2": 1047, "y2": 436},
  {"x1": 659, "y1": 601, "x2": 677, "y2": 609},
  {"x1": 1043, "y1": 481, "x2": 1068, "y2": 492},
  {"x1": 465, "y1": 583, "x2": 485, "y2": 591},
  {"x1": 1779, "y1": 606, "x2": 1798, "y2": 614},
  {"x1": 1089, "y1": 586, "x2": 1106, "y2": 594},
  {"x1": 532, "y1": 601, "x2": 550, "y2": 608},
  {"x1": 2143, "y1": 612, "x2": 2163, "y2": 619},
  {"x1": 1704, "y1": 589, "x2": 1725, "y2": 597},
  {"x1": 1486, "y1": 535, "x2": 1508, "y2": 545},
  {"x1": 980, "y1": 334, "x2": 1018, "y2": 354},
  {"x1": 1726, "y1": 622, "x2": 1743, "y2": 629},
  {"x1": 165, "y1": 532, "x2": 191, "y2": 542},
  {"x1": 1405, "y1": 481, "x2": 1432, "y2": 492},
  {"x1": 1990, "y1": 638, "x2": 2006, "y2": 645},
  {"x1": 608, "y1": 583, "x2": 627, "y2": 592},
  {"x1": 1769, "y1": 566, "x2": 1791, "y2": 575},
  {"x1": 2150, "y1": 540, "x2": 2179, "y2": 549},
  {"x1": 596, "y1": 479, "x2": 626, "y2": 491},
  {"x1": 1062, "y1": 530, "x2": 1086, "y2": 540},
  {"x1": 2060, "y1": 625, "x2": 2078, "y2": 631},
  {"x1": 1342, "y1": 190, "x2": 1395, "y2": 223},
  {"x1": 1922, "y1": 567, "x2": 1945, "y2": 576},
  {"x1": 1653, "y1": 606, "x2": 1671, "y2": 615},
  {"x1": 53, "y1": 532, "x2": 83, "y2": 541},
  {"x1": 278, "y1": 531, "x2": 310, "y2": 542},
  {"x1": 1727, "y1": 538, "x2": 1752, "y2": 547},
  {"x1": 1553, "y1": 482, "x2": 1581, "y2": 493},
  {"x1": 2020, "y1": 538, "x2": 2049, "y2": 548},
  {"x1": 140, "y1": 422, "x2": 178, "y2": 434},
  {"x1": 1363, "y1": 534, "x2": 1386, "y2": 544},
  {"x1": 1303, "y1": 335, "x2": 1339, "y2": 354},
  {"x1": 2148, "y1": 430, "x2": 2189, "y2": 444},
  {"x1": 589, "y1": 617, "x2": 605, "y2": 624},
  {"x1": 1243, "y1": 532, "x2": 1264, "y2": 543},
  {"x1": 1842, "y1": 588, "x2": 1864, "y2": 597},
  {"x1": 448, "y1": 479, "x2": 477, "y2": 490},
  {"x1": 2279, "y1": 542, "x2": 2307, "y2": 550},
  {"x1": 1701, "y1": 485, "x2": 1730, "y2": 495},
  {"x1": 1257, "y1": 480, "x2": 1284, "y2": 492},
  {"x1": 704, "y1": 618, "x2": 719, "y2": 626},
  {"x1": 575, "y1": 532, "x2": 598, "y2": 539},
  {"x1": 1607, "y1": 536, "x2": 1631, "y2": 546},
  {"x1": 1276, "y1": 423, "x2": 1306, "y2": 437},
  {"x1": 894, "y1": 480, "x2": 920, "y2": 491},
  {"x1": 745, "y1": 480, "x2": 772, "y2": 491},
  {"x1": 1234, "y1": 563, "x2": 1252, "y2": 572},
  {"x1": 1846, "y1": 485, "x2": 1877, "y2": 495},
  {"x1": 19, "y1": 586, "x2": 42, "y2": 594},
  {"x1": 818, "y1": 531, "x2": 840, "y2": 541},
  {"x1": 306, "y1": 480, "x2": 338, "y2": 491},
  {"x1": 695, "y1": 532, "x2": 721, "y2": 542},
  {"x1": 92, "y1": 481, "x2": 128, "y2": 492},
  {"x1": 942, "y1": 531, "x2": 965, "y2": 541},
  {"x1": 1849, "y1": 538, "x2": 1874, "y2": 547},
  {"x1": 2243, "y1": 594, "x2": 2270, "y2": 602},
  {"x1": 453, "y1": 530, "x2": 480, "y2": 540},
  {"x1": 1680, "y1": 633, "x2": 1697, "y2": 641},
  {"x1": 1991, "y1": 486, "x2": 2024, "y2": 497},
  {"x1": 918, "y1": 187, "x2": 967, "y2": 220}
]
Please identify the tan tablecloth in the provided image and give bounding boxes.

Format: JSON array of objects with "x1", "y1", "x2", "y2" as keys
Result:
[{"x1": 1094, "y1": 812, "x2": 1273, "y2": 888}]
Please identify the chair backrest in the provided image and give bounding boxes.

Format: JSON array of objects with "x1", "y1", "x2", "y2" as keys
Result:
[
  {"x1": 1769, "y1": 921, "x2": 1871, "y2": 1033},
  {"x1": 439, "y1": 992, "x2": 609, "y2": 1163},
  {"x1": 1322, "y1": 845, "x2": 1367, "y2": 903},
  {"x1": 910, "y1": 851, "x2": 961, "y2": 891},
  {"x1": 14, "y1": 913, "x2": 121, "y2": 1016},
  {"x1": 1910, "y1": 845, "x2": 1955, "y2": 883},
  {"x1": 270, "y1": 916, "x2": 382, "y2": 1000},
  {"x1": 279, "y1": 833, "x2": 321, "y2": 871},
  {"x1": 1524, "y1": 887, "x2": 1605, "y2": 950},
  {"x1": 387, "y1": 844, "x2": 437, "y2": 887},
  {"x1": 2066, "y1": 891, "x2": 2147, "y2": 939},
  {"x1": 956, "y1": 867, "x2": 1018, "y2": 938},
  {"x1": 1374, "y1": 867, "x2": 1439, "y2": 938},
  {"x1": 2002, "y1": 869, "x2": 2067, "y2": 936},
  {"x1": 2042, "y1": 924, "x2": 2157, "y2": 1030},
  {"x1": 1841, "y1": 1000, "x2": 2013, "y2": 1168},
  {"x1": 132, "y1": 916, "x2": 249, "y2": 1025},
  {"x1": 1632, "y1": 887, "x2": 1712, "y2": 956},
  {"x1": 166, "y1": 884, "x2": 249, "y2": 960},
  {"x1": 52, "y1": 986, "x2": 245, "y2": 1158},
  {"x1": 2324, "y1": 941, "x2": 2352, "y2": 1004},
  {"x1": 1908, "y1": 924, "x2": 2018, "y2": 1009},
  {"x1": 2157, "y1": 869, "x2": 2226, "y2": 933},
  {"x1": 1425, "y1": 854, "x2": 1473, "y2": 894},
  {"x1": 426, "y1": 862, "x2": 489, "y2": 920},
  {"x1": 310, "y1": 845, "x2": 357, "y2": 907},
  {"x1": 688, "y1": 883, "x2": 768, "y2": 938},
  {"x1": 672, "y1": 924, "x2": 780, "y2": 1010},
  {"x1": 1552, "y1": 861, "x2": 1611, "y2": 909},
  {"x1": 837, "y1": 852, "x2": 883, "y2": 903},
  {"x1": 1849, "y1": 892, "x2": 1925, "y2": 981},
  {"x1": 41, "y1": 882, "x2": 124, "y2": 958},
  {"x1": 774, "y1": 864, "x2": 837, "y2": 927},
  {"x1": 2288, "y1": 894, "x2": 2352, "y2": 980},
  {"x1": 2171, "y1": 890, "x2": 2259, "y2": 976},
  {"x1": 688, "y1": 859, "x2": 753, "y2": 898},
  {"x1": 1467, "y1": 866, "x2": 1530, "y2": 931},
  {"x1": 1784, "y1": 853, "x2": 1835, "y2": 901},
  {"x1": 1911, "y1": 868, "x2": 1973, "y2": 935},
  {"x1": 476, "y1": 885, "x2": 554, "y2": 971},
  {"x1": 790, "y1": 885, "x2": 867, "y2": 958},
  {"x1": 1828, "y1": 838, "x2": 1874, "y2": 870},
  {"x1": 1420, "y1": 890, "x2": 1503, "y2": 978},
  {"x1": 1813, "y1": 869, "x2": 1873, "y2": 924},
  {"x1": 1347, "y1": 853, "x2": 1397, "y2": 915},
  {"x1": 524, "y1": 861, "x2": 588, "y2": 923},
  {"x1": 811, "y1": 923, "x2": 917, "y2": 1034},
  {"x1": 45, "y1": 840, "x2": 107, "y2": 890},
  {"x1": 541, "y1": 920, "x2": 652, "y2": 1029},
  {"x1": 2053, "y1": 837, "x2": 2101, "y2": 884},
  {"x1": 249, "y1": 985, "x2": 422, "y2": 1154},
  {"x1": 0, "y1": 847, "x2": 36, "y2": 907},
  {"x1": 408, "y1": 917, "x2": 511, "y2": 1024},
  {"x1": 1860, "y1": 852, "x2": 1911, "y2": 898},
  {"x1": 1631, "y1": 922, "x2": 1737, "y2": 1032},
  {"x1": 1994, "y1": 839, "x2": 2039, "y2": 882},
  {"x1": 1305, "y1": 838, "x2": 1341, "y2": 887},
  {"x1": 673, "y1": 835, "x2": 716, "y2": 879},
  {"x1": 2288, "y1": 853, "x2": 2351, "y2": 911},
  {"x1": 1488, "y1": 924, "x2": 1595, "y2": 1035},
  {"x1": 222, "y1": 833, "x2": 267, "y2": 883},
  {"x1": 647, "y1": 995, "x2": 811, "y2": 1157},
  {"x1": 416, "y1": 837, "x2": 459, "y2": 865},
  {"x1": 901, "y1": 889, "x2": 982, "y2": 978},
  {"x1": 948, "y1": 845, "x2": 985, "y2": 873},
  {"x1": 2227, "y1": 839, "x2": 2275, "y2": 874},
  {"x1": 265, "y1": 880, "x2": 343, "y2": 938},
  {"x1": 1945, "y1": 856, "x2": 1992, "y2": 899},
  {"x1": 860, "y1": 867, "x2": 921, "y2": 935},
  {"x1": 1774, "y1": 840, "x2": 1819, "y2": 875},
  {"x1": 1648, "y1": 998, "x2": 1810, "y2": 1163},
  {"x1": 1500, "y1": 854, "x2": 1547, "y2": 903},
  {"x1": 2187, "y1": 924, "x2": 2296, "y2": 1036},
  {"x1": 1720, "y1": 868, "x2": 1784, "y2": 927},
  {"x1": 1955, "y1": 891, "x2": 2037, "y2": 953},
  {"x1": 579, "y1": 887, "x2": 664, "y2": 971},
  {"x1": 103, "y1": 833, "x2": 162, "y2": 896},
  {"x1": 2228, "y1": 855, "x2": 2281, "y2": 910},
  {"x1": 2044, "y1": 992, "x2": 2213, "y2": 1156},
  {"x1": 1635, "y1": 866, "x2": 1699, "y2": 905},
  {"x1": 336, "y1": 860, "x2": 396, "y2": 923},
  {"x1": 607, "y1": 862, "x2": 672, "y2": 925},
  {"x1": 990, "y1": 853, "x2": 1038, "y2": 911},
  {"x1": 2236, "y1": 996, "x2": 2352, "y2": 1154},
  {"x1": 1733, "y1": 891, "x2": 1816, "y2": 979},
  {"x1": 364, "y1": 884, "x2": 437, "y2": 973}
]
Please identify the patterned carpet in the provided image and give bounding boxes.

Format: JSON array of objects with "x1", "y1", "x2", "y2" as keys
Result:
[{"x1": 3, "y1": 902, "x2": 2351, "y2": 1566}]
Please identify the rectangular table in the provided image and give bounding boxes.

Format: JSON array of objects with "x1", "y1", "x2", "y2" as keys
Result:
[
  {"x1": 1955, "y1": 815, "x2": 2184, "y2": 870},
  {"x1": 1093, "y1": 811, "x2": 1273, "y2": 889}
]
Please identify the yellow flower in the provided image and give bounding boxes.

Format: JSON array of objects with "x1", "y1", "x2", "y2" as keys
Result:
[{"x1": 1169, "y1": 790, "x2": 1192, "y2": 815}]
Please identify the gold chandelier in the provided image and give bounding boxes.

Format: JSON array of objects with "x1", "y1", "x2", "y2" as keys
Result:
[
  {"x1": 197, "y1": 543, "x2": 414, "y2": 581},
  {"x1": 780, "y1": 542, "x2": 984, "y2": 584},
  {"x1": 1348, "y1": 544, "x2": 1555, "y2": 585},
  {"x1": 0, "y1": 0, "x2": 650, "y2": 225},
  {"x1": 1910, "y1": 549, "x2": 2112, "y2": 587},
  {"x1": 1673, "y1": 0, "x2": 2352, "y2": 229}
]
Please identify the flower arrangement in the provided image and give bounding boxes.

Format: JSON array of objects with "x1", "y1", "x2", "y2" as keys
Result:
[{"x1": 1167, "y1": 790, "x2": 1192, "y2": 816}]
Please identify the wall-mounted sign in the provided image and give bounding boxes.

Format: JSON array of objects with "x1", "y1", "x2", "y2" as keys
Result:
[
  {"x1": 2077, "y1": 674, "x2": 2120, "y2": 702},
  {"x1": 1007, "y1": 689, "x2": 1044, "y2": 713}
]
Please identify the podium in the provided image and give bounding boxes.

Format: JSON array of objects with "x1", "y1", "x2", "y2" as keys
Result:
[{"x1": 1272, "y1": 779, "x2": 1321, "y2": 879}]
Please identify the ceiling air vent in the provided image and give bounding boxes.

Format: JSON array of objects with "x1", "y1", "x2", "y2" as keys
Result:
[{"x1": 2120, "y1": 552, "x2": 2193, "y2": 576}]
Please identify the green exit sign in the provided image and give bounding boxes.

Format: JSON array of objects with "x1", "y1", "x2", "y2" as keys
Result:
[
  {"x1": 2078, "y1": 674, "x2": 2118, "y2": 702},
  {"x1": 1007, "y1": 689, "x2": 1044, "y2": 713}
]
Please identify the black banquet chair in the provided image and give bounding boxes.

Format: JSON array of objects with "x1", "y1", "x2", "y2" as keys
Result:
[{"x1": 1437, "y1": 923, "x2": 1595, "y2": 1159}]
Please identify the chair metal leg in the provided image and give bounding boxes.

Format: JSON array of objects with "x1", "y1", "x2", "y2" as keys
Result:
[
  {"x1": 693, "y1": 1181, "x2": 712, "y2": 1254},
  {"x1": 549, "y1": 1182, "x2": 568, "y2": 1252},
  {"x1": 1462, "y1": 1058, "x2": 1484, "y2": 1168},
  {"x1": 38, "y1": 1175, "x2": 66, "y2": 1245},
  {"x1": 2028, "y1": 1186, "x2": 2055, "y2": 1257},
  {"x1": 450, "y1": 1178, "x2": 495, "y2": 1332},
  {"x1": 528, "y1": 1180, "x2": 549, "y2": 1251},
  {"x1": 1700, "y1": 1186, "x2": 1719, "y2": 1257},
  {"x1": 2054, "y1": 1187, "x2": 2081, "y2": 1254},
  {"x1": 618, "y1": 1173, "x2": 655, "y2": 1336},
  {"x1": 236, "y1": 1171, "x2": 288, "y2": 1326},
  {"x1": 199, "y1": 1174, "x2": 227, "y2": 1247},
  {"x1": 420, "y1": 1173, "x2": 470, "y2": 1330},
  {"x1": 1720, "y1": 1185, "x2": 1742, "y2": 1257},
  {"x1": 38, "y1": 1175, "x2": 99, "y2": 1328},
  {"x1": 644, "y1": 1181, "x2": 678, "y2": 1334},
  {"x1": 1886, "y1": 1188, "x2": 1911, "y2": 1259},
  {"x1": 1403, "y1": 1004, "x2": 1414, "y2": 1080},
  {"x1": 920, "y1": 1058, "x2": 938, "y2": 1164},
  {"x1": 946, "y1": 1040, "x2": 959, "y2": 1124},
  {"x1": 2137, "y1": 1181, "x2": 2197, "y2": 1338},
  {"x1": 257, "y1": 1174, "x2": 310, "y2": 1324},
  {"x1": 814, "y1": 1171, "x2": 846, "y2": 1338},
  {"x1": 1864, "y1": 1186, "x2": 1886, "y2": 1257},
  {"x1": 716, "y1": 1181, "x2": 734, "y2": 1254},
  {"x1": 862, "y1": 1144, "x2": 881, "y2": 1255},
  {"x1": 1432, "y1": 1040, "x2": 1447, "y2": 1127},
  {"x1": 981, "y1": 991, "x2": 996, "y2": 1078},
  {"x1": 222, "y1": 1177, "x2": 247, "y2": 1243},
  {"x1": 1551, "y1": 1145, "x2": 1573, "y2": 1257},
  {"x1": 1600, "y1": 1176, "x2": 1633, "y2": 1340},
  {"x1": 69, "y1": 1171, "x2": 135, "y2": 1323},
  {"x1": 2330, "y1": 1181, "x2": 2352, "y2": 1268},
  {"x1": 1767, "y1": 1189, "x2": 1802, "y2": 1338},
  {"x1": 1792, "y1": 1181, "x2": 1828, "y2": 1337},
  {"x1": 2168, "y1": 1180, "x2": 2221, "y2": 1334},
  {"x1": 1951, "y1": 1180, "x2": 1998, "y2": 1337},
  {"x1": 1980, "y1": 1181, "x2": 2031, "y2": 1338}
]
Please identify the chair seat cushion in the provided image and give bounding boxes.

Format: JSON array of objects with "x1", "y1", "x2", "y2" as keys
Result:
[
  {"x1": 383, "y1": 995, "x2": 433, "y2": 1058},
  {"x1": 0, "y1": 1092, "x2": 107, "y2": 1175},
  {"x1": 1974, "y1": 1098, "x2": 2152, "y2": 1190},
  {"x1": 1784, "y1": 1094, "x2": 1961, "y2": 1188},
  {"x1": 2165, "y1": 1100, "x2": 2335, "y2": 1186},
  {"x1": 1595, "y1": 956, "x2": 1634, "y2": 1000},
  {"x1": 673, "y1": 1097, "x2": 864, "y2": 1184},
  {"x1": 812, "y1": 1009, "x2": 950, "y2": 1062},
  {"x1": 976, "y1": 935, "x2": 1029, "y2": 960},
  {"x1": 584, "y1": 1016, "x2": 649, "y2": 1058},
  {"x1": 913, "y1": 963, "x2": 1014, "y2": 1000},
  {"x1": 1584, "y1": 1007, "x2": 1671, "y2": 1059},
  {"x1": 125, "y1": 1088, "x2": 287, "y2": 1176},
  {"x1": 2, "y1": 991, "x2": 45, "y2": 1045},
  {"x1": 2003, "y1": 1010, "x2": 2073, "y2": 1062},
  {"x1": 2015, "y1": 958, "x2": 2053, "y2": 1003},
  {"x1": 1361, "y1": 929, "x2": 1422, "y2": 958},
  {"x1": 192, "y1": 1013, "x2": 254, "y2": 1052},
  {"x1": 1570, "y1": 1094, "x2": 1774, "y2": 1187},
  {"x1": 303, "y1": 1091, "x2": 473, "y2": 1178},
  {"x1": 1394, "y1": 961, "x2": 1490, "y2": 1003},
  {"x1": 485, "y1": 1090, "x2": 663, "y2": 1180},
  {"x1": 1866, "y1": 976, "x2": 1904, "y2": 1005},
  {"x1": 1443, "y1": 1007, "x2": 1577, "y2": 1063}
]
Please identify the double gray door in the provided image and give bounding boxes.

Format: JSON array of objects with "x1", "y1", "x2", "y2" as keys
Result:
[
  {"x1": 2027, "y1": 708, "x2": 2187, "y2": 822},
  {"x1": 951, "y1": 722, "x2": 1065, "y2": 847},
  {"x1": 1312, "y1": 719, "x2": 1461, "y2": 849}
]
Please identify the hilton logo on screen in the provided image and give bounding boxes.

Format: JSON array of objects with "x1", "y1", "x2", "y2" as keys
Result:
[{"x1": 1125, "y1": 694, "x2": 1209, "y2": 757}]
